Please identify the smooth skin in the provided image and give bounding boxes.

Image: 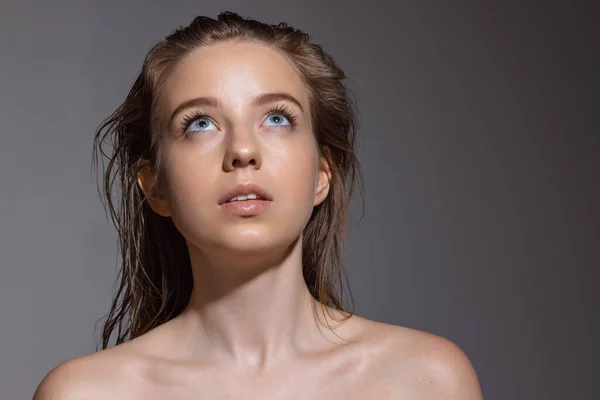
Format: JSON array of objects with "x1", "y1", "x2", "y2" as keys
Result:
[{"x1": 34, "y1": 40, "x2": 482, "y2": 399}]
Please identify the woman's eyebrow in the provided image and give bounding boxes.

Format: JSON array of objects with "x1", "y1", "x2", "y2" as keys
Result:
[
  {"x1": 253, "y1": 92, "x2": 304, "y2": 112},
  {"x1": 167, "y1": 92, "x2": 304, "y2": 127}
]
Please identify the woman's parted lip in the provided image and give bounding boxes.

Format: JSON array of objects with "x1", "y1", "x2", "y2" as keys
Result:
[{"x1": 218, "y1": 182, "x2": 273, "y2": 205}]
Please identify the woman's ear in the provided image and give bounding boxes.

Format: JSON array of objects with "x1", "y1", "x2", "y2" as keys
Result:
[
  {"x1": 314, "y1": 149, "x2": 332, "y2": 207},
  {"x1": 137, "y1": 164, "x2": 171, "y2": 217}
]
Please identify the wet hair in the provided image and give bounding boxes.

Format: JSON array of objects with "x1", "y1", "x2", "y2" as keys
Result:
[{"x1": 92, "y1": 11, "x2": 364, "y2": 350}]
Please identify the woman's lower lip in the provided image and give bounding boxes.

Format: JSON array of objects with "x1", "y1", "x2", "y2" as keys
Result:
[{"x1": 221, "y1": 200, "x2": 271, "y2": 216}]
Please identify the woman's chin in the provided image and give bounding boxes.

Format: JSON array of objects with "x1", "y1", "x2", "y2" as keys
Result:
[{"x1": 210, "y1": 230, "x2": 300, "y2": 257}]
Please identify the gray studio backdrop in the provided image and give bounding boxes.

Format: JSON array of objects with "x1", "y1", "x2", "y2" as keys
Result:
[{"x1": 1, "y1": 1, "x2": 598, "y2": 399}]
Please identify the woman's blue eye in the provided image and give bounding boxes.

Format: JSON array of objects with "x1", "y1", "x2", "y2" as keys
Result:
[
  {"x1": 188, "y1": 117, "x2": 216, "y2": 132},
  {"x1": 264, "y1": 112, "x2": 290, "y2": 127},
  {"x1": 183, "y1": 111, "x2": 293, "y2": 135}
]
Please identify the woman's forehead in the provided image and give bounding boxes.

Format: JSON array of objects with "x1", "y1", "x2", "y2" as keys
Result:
[{"x1": 162, "y1": 41, "x2": 310, "y2": 112}]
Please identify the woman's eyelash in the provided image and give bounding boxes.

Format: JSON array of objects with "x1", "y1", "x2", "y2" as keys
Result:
[
  {"x1": 266, "y1": 104, "x2": 299, "y2": 127},
  {"x1": 179, "y1": 104, "x2": 299, "y2": 134},
  {"x1": 180, "y1": 110, "x2": 206, "y2": 133}
]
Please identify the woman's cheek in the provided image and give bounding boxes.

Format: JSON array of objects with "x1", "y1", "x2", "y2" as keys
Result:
[
  {"x1": 165, "y1": 167, "x2": 212, "y2": 221},
  {"x1": 278, "y1": 153, "x2": 319, "y2": 222}
]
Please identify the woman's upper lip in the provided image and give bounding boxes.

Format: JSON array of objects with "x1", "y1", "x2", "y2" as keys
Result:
[{"x1": 218, "y1": 182, "x2": 273, "y2": 205}]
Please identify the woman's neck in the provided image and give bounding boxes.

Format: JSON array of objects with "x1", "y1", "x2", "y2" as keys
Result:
[{"x1": 176, "y1": 236, "x2": 331, "y2": 370}]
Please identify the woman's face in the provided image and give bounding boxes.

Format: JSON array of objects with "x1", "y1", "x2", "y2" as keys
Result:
[{"x1": 142, "y1": 40, "x2": 330, "y2": 256}]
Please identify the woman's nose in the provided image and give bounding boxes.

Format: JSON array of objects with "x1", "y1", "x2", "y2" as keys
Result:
[{"x1": 222, "y1": 127, "x2": 262, "y2": 171}]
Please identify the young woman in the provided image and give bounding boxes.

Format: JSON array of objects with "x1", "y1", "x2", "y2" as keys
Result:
[{"x1": 34, "y1": 11, "x2": 482, "y2": 399}]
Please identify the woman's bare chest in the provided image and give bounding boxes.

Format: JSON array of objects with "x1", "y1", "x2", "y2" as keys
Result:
[{"x1": 126, "y1": 352, "x2": 402, "y2": 399}]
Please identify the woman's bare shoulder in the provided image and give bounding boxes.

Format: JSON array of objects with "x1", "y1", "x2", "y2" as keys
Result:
[
  {"x1": 32, "y1": 342, "x2": 148, "y2": 400},
  {"x1": 351, "y1": 315, "x2": 483, "y2": 399}
]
